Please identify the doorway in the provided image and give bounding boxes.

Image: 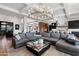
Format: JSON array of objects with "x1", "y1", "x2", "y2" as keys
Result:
[
  {"x1": 0, "y1": 21, "x2": 13, "y2": 37},
  {"x1": 39, "y1": 22, "x2": 48, "y2": 32}
]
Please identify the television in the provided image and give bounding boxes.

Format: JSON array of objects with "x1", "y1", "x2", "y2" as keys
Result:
[{"x1": 68, "y1": 20, "x2": 79, "y2": 29}]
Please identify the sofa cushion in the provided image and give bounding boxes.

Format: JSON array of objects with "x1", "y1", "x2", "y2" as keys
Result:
[
  {"x1": 50, "y1": 32, "x2": 54, "y2": 37},
  {"x1": 60, "y1": 32, "x2": 68, "y2": 39},
  {"x1": 28, "y1": 36, "x2": 37, "y2": 41},
  {"x1": 41, "y1": 32, "x2": 50, "y2": 37},
  {"x1": 66, "y1": 38, "x2": 76, "y2": 45},
  {"x1": 15, "y1": 39, "x2": 25, "y2": 44},
  {"x1": 42, "y1": 37, "x2": 59, "y2": 43},
  {"x1": 56, "y1": 39, "x2": 79, "y2": 53},
  {"x1": 42, "y1": 37, "x2": 50, "y2": 40},
  {"x1": 66, "y1": 38, "x2": 79, "y2": 45},
  {"x1": 19, "y1": 33, "x2": 26, "y2": 39},
  {"x1": 54, "y1": 32, "x2": 60, "y2": 38},
  {"x1": 49, "y1": 38, "x2": 59, "y2": 42},
  {"x1": 22, "y1": 38, "x2": 30, "y2": 42},
  {"x1": 14, "y1": 34, "x2": 21, "y2": 40},
  {"x1": 51, "y1": 32, "x2": 60, "y2": 39},
  {"x1": 65, "y1": 34, "x2": 79, "y2": 45},
  {"x1": 25, "y1": 32, "x2": 34, "y2": 38}
]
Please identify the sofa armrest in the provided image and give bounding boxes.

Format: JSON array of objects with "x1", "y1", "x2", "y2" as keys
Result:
[{"x1": 56, "y1": 39, "x2": 79, "y2": 52}]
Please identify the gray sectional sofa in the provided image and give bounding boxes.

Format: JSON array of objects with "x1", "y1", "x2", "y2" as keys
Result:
[
  {"x1": 12, "y1": 32, "x2": 41, "y2": 48},
  {"x1": 40, "y1": 32, "x2": 79, "y2": 56},
  {"x1": 56, "y1": 39, "x2": 79, "y2": 56},
  {"x1": 40, "y1": 32, "x2": 60, "y2": 46},
  {"x1": 55, "y1": 32, "x2": 79, "y2": 56},
  {"x1": 12, "y1": 33, "x2": 29, "y2": 48},
  {"x1": 12, "y1": 31, "x2": 79, "y2": 56}
]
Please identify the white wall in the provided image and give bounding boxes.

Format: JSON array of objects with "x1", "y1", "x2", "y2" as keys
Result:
[
  {"x1": 24, "y1": 17, "x2": 38, "y2": 33},
  {"x1": 47, "y1": 16, "x2": 68, "y2": 32},
  {"x1": 64, "y1": 4, "x2": 79, "y2": 32},
  {"x1": 0, "y1": 14, "x2": 22, "y2": 34}
]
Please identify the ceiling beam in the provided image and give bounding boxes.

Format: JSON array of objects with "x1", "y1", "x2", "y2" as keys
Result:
[
  {"x1": 0, "y1": 5, "x2": 19, "y2": 13},
  {"x1": 69, "y1": 11, "x2": 79, "y2": 16},
  {"x1": 60, "y1": 3, "x2": 68, "y2": 19},
  {"x1": 0, "y1": 4, "x2": 26, "y2": 16},
  {"x1": 19, "y1": 3, "x2": 27, "y2": 12}
]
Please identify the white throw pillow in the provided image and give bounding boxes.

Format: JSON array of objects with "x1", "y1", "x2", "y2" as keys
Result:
[
  {"x1": 15, "y1": 35, "x2": 21, "y2": 40},
  {"x1": 67, "y1": 34, "x2": 78, "y2": 40}
]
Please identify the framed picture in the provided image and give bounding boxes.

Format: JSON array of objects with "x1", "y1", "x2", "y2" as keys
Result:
[{"x1": 15, "y1": 24, "x2": 19, "y2": 30}]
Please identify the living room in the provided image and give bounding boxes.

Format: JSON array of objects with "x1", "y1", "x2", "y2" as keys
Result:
[{"x1": 0, "y1": 3, "x2": 79, "y2": 56}]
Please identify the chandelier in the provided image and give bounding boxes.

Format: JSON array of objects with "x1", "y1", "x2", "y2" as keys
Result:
[{"x1": 22, "y1": 3, "x2": 54, "y2": 20}]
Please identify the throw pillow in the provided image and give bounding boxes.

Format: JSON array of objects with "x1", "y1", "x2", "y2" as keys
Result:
[
  {"x1": 75, "y1": 41, "x2": 79, "y2": 46},
  {"x1": 66, "y1": 34, "x2": 79, "y2": 45},
  {"x1": 67, "y1": 34, "x2": 75, "y2": 39},
  {"x1": 15, "y1": 34, "x2": 21, "y2": 40},
  {"x1": 60, "y1": 32, "x2": 67, "y2": 40},
  {"x1": 66, "y1": 38, "x2": 75, "y2": 45}
]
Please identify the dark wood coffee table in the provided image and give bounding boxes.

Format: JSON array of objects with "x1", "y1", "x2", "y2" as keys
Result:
[{"x1": 26, "y1": 40, "x2": 50, "y2": 56}]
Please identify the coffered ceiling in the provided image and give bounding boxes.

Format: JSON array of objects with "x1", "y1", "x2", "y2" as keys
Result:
[
  {"x1": 0, "y1": 3, "x2": 79, "y2": 21},
  {"x1": 22, "y1": 3, "x2": 54, "y2": 20}
]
